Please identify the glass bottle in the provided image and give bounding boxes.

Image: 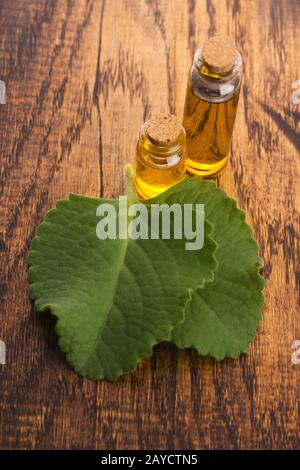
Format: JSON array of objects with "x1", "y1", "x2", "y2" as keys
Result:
[
  {"x1": 183, "y1": 36, "x2": 242, "y2": 177},
  {"x1": 135, "y1": 113, "x2": 187, "y2": 199}
]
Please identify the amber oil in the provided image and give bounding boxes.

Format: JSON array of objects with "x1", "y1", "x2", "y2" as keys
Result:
[
  {"x1": 135, "y1": 114, "x2": 187, "y2": 199},
  {"x1": 183, "y1": 36, "x2": 242, "y2": 177}
]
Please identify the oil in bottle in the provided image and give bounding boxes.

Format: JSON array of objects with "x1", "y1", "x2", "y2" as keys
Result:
[
  {"x1": 183, "y1": 36, "x2": 242, "y2": 177},
  {"x1": 135, "y1": 113, "x2": 187, "y2": 199}
]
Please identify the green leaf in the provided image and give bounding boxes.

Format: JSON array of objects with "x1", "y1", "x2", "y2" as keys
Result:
[
  {"x1": 28, "y1": 192, "x2": 217, "y2": 380},
  {"x1": 151, "y1": 177, "x2": 264, "y2": 358}
]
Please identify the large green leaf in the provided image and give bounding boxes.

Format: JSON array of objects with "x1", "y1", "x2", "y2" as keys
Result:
[
  {"x1": 152, "y1": 177, "x2": 264, "y2": 358},
  {"x1": 29, "y1": 191, "x2": 217, "y2": 380}
]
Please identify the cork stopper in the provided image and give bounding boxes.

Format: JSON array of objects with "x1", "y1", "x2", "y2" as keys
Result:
[
  {"x1": 202, "y1": 36, "x2": 236, "y2": 74},
  {"x1": 146, "y1": 113, "x2": 182, "y2": 146}
]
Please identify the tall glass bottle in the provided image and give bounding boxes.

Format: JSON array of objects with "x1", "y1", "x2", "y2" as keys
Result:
[{"x1": 183, "y1": 36, "x2": 242, "y2": 177}]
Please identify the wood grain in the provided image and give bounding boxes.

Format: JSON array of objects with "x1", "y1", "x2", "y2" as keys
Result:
[{"x1": 0, "y1": 0, "x2": 299, "y2": 450}]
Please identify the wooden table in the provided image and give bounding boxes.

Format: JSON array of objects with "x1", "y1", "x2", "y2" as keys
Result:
[{"x1": 0, "y1": 0, "x2": 299, "y2": 450}]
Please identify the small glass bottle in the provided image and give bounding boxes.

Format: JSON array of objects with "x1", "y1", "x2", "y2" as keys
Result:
[
  {"x1": 135, "y1": 113, "x2": 187, "y2": 199},
  {"x1": 183, "y1": 36, "x2": 242, "y2": 177}
]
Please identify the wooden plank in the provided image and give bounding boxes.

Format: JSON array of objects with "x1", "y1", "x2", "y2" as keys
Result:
[{"x1": 0, "y1": 0, "x2": 299, "y2": 449}]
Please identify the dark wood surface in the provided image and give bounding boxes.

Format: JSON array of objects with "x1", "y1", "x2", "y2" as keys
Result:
[{"x1": 0, "y1": 0, "x2": 299, "y2": 450}]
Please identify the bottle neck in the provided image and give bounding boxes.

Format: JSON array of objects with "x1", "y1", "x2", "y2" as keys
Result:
[
  {"x1": 194, "y1": 46, "x2": 242, "y2": 81},
  {"x1": 137, "y1": 124, "x2": 187, "y2": 169},
  {"x1": 190, "y1": 47, "x2": 242, "y2": 103}
]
